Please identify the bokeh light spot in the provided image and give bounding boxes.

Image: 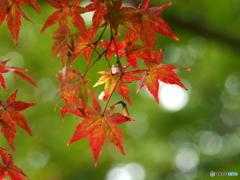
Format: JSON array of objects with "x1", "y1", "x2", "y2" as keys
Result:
[
  {"x1": 26, "y1": 146, "x2": 50, "y2": 169},
  {"x1": 106, "y1": 163, "x2": 145, "y2": 180},
  {"x1": 19, "y1": 27, "x2": 37, "y2": 49},
  {"x1": 198, "y1": 131, "x2": 223, "y2": 155},
  {"x1": 220, "y1": 134, "x2": 240, "y2": 157},
  {"x1": 34, "y1": 78, "x2": 57, "y2": 102},
  {"x1": 187, "y1": 36, "x2": 208, "y2": 57},
  {"x1": 175, "y1": 147, "x2": 199, "y2": 172},
  {"x1": 3, "y1": 51, "x2": 24, "y2": 67},
  {"x1": 159, "y1": 83, "x2": 189, "y2": 111},
  {"x1": 225, "y1": 72, "x2": 240, "y2": 95},
  {"x1": 220, "y1": 107, "x2": 240, "y2": 127}
]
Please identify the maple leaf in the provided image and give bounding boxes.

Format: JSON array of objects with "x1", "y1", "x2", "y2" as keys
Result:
[
  {"x1": 74, "y1": 28, "x2": 98, "y2": 62},
  {"x1": 93, "y1": 65, "x2": 142, "y2": 105},
  {"x1": 0, "y1": 1, "x2": 8, "y2": 26},
  {"x1": 129, "y1": 0, "x2": 178, "y2": 48},
  {"x1": 0, "y1": 90, "x2": 36, "y2": 149},
  {"x1": 0, "y1": 153, "x2": 28, "y2": 180},
  {"x1": 141, "y1": 49, "x2": 164, "y2": 68},
  {"x1": 56, "y1": 68, "x2": 91, "y2": 119},
  {"x1": 84, "y1": 0, "x2": 107, "y2": 31},
  {"x1": 0, "y1": 120, "x2": 16, "y2": 150},
  {"x1": 101, "y1": 38, "x2": 149, "y2": 68},
  {"x1": 101, "y1": 39, "x2": 125, "y2": 60},
  {"x1": 125, "y1": 29, "x2": 139, "y2": 43},
  {"x1": 0, "y1": 150, "x2": 9, "y2": 156},
  {"x1": 137, "y1": 51, "x2": 189, "y2": 103},
  {"x1": 41, "y1": 0, "x2": 86, "y2": 34},
  {"x1": 120, "y1": 41, "x2": 150, "y2": 69},
  {"x1": 104, "y1": 0, "x2": 139, "y2": 33},
  {"x1": 0, "y1": 59, "x2": 38, "y2": 90},
  {"x1": 0, "y1": 0, "x2": 40, "y2": 44},
  {"x1": 18, "y1": 0, "x2": 41, "y2": 13},
  {"x1": 51, "y1": 20, "x2": 72, "y2": 65},
  {"x1": 67, "y1": 97, "x2": 134, "y2": 166}
]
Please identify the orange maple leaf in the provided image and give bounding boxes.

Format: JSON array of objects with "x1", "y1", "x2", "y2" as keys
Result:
[{"x1": 93, "y1": 65, "x2": 142, "y2": 105}]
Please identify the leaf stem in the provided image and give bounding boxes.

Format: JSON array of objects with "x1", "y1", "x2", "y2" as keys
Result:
[
  {"x1": 102, "y1": 2, "x2": 124, "y2": 114},
  {"x1": 82, "y1": 24, "x2": 108, "y2": 77}
]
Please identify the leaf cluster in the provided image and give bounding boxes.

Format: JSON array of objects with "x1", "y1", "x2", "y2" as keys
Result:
[
  {"x1": 0, "y1": 0, "x2": 190, "y2": 178},
  {"x1": 39, "y1": 0, "x2": 189, "y2": 165}
]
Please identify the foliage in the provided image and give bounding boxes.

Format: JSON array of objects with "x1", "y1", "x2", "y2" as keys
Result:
[{"x1": 0, "y1": 0, "x2": 190, "y2": 178}]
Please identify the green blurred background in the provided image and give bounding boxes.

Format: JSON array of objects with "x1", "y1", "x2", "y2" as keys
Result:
[{"x1": 0, "y1": 0, "x2": 240, "y2": 179}]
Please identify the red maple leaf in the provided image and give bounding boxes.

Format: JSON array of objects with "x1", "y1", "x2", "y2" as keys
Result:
[
  {"x1": 137, "y1": 51, "x2": 189, "y2": 103},
  {"x1": 141, "y1": 49, "x2": 164, "y2": 68},
  {"x1": 0, "y1": 59, "x2": 38, "y2": 90},
  {"x1": 0, "y1": 153, "x2": 28, "y2": 180},
  {"x1": 101, "y1": 38, "x2": 149, "y2": 68},
  {"x1": 103, "y1": 0, "x2": 139, "y2": 33},
  {"x1": 0, "y1": 90, "x2": 36, "y2": 150},
  {"x1": 123, "y1": 42, "x2": 149, "y2": 69},
  {"x1": 101, "y1": 39, "x2": 125, "y2": 60},
  {"x1": 67, "y1": 97, "x2": 134, "y2": 166},
  {"x1": 84, "y1": 0, "x2": 107, "y2": 31},
  {"x1": 129, "y1": 0, "x2": 178, "y2": 48},
  {"x1": 41, "y1": 0, "x2": 86, "y2": 34},
  {"x1": 17, "y1": 0, "x2": 40, "y2": 13},
  {"x1": 0, "y1": 150, "x2": 8, "y2": 156},
  {"x1": 0, "y1": 0, "x2": 40, "y2": 44}
]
